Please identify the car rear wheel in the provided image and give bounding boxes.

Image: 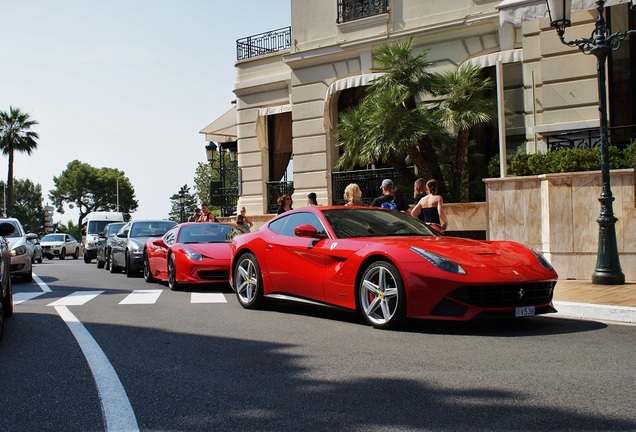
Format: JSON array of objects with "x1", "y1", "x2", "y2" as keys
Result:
[
  {"x1": 234, "y1": 253, "x2": 265, "y2": 309},
  {"x1": 143, "y1": 251, "x2": 156, "y2": 283},
  {"x1": 125, "y1": 252, "x2": 135, "y2": 278},
  {"x1": 109, "y1": 250, "x2": 119, "y2": 273},
  {"x1": 73, "y1": 248, "x2": 79, "y2": 260},
  {"x1": 167, "y1": 254, "x2": 179, "y2": 290},
  {"x1": 59, "y1": 248, "x2": 66, "y2": 260},
  {"x1": 358, "y1": 261, "x2": 406, "y2": 330},
  {"x1": 36, "y1": 254, "x2": 43, "y2": 264},
  {"x1": 96, "y1": 256, "x2": 104, "y2": 269}
]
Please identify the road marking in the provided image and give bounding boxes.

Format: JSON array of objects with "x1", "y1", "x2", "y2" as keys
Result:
[
  {"x1": 47, "y1": 291, "x2": 104, "y2": 307},
  {"x1": 13, "y1": 292, "x2": 46, "y2": 305},
  {"x1": 33, "y1": 274, "x2": 52, "y2": 292},
  {"x1": 119, "y1": 289, "x2": 162, "y2": 305},
  {"x1": 55, "y1": 305, "x2": 139, "y2": 432},
  {"x1": 191, "y1": 292, "x2": 228, "y2": 303}
]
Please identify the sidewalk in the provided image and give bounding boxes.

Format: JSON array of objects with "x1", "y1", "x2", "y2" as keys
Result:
[{"x1": 552, "y1": 279, "x2": 636, "y2": 324}]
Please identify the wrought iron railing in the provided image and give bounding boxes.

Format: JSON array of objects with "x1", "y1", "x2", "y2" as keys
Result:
[
  {"x1": 337, "y1": 0, "x2": 390, "y2": 24},
  {"x1": 331, "y1": 167, "x2": 415, "y2": 205},
  {"x1": 546, "y1": 125, "x2": 636, "y2": 151},
  {"x1": 266, "y1": 181, "x2": 295, "y2": 213},
  {"x1": 236, "y1": 27, "x2": 291, "y2": 61},
  {"x1": 220, "y1": 187, "x2": 239, "y2": 217}
]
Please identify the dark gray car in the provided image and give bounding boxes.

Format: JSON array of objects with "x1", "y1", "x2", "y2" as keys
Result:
[
  {"x1": 110, "y1": 220, "x2": 176, "y2": 277},
  {"x1": 96, "y1": 222, "x2": 126, "y2": 270}
]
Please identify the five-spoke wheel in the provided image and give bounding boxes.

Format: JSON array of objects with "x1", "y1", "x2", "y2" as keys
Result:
[
  {"x1": 234, "y1": 253, "x2": 264, "y2": 309},
  {"x1": 358, "y1": 261, "x2": 406, "y2": 329},
  {"x1": 167, "y1": 254, "x2": 179, "y2": 290}
]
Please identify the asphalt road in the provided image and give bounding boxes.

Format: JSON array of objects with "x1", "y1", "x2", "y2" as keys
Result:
[{"x1": 1, "y1": 259, "x2": 635, "y2": 432}]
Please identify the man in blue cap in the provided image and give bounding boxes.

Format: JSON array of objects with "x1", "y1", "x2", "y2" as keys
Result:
[{"x1": 370, "y1": 179, "x2": 409, "y2": 212}]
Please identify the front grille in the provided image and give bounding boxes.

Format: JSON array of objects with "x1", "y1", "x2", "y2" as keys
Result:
[
  {"x1": 197, "y1": 270, "x2": 229, "y2": 280},
  {"x1": 447, "y1": 282, "x2": 555, "y2": 308}
]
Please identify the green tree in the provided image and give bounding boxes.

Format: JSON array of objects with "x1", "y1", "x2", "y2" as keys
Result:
[
  {"x1": 431, "y1": 64, "x2": 496, "y2": 201},
  {"x1": 48, "y1": 160, "x2": 138, "y2": 229},
  {"x1": 0, "y1": 106, "x2": 39, "y2": 216},
  {"x1": 168, "y1": 184, "x2": 198, "y2": 222},
  {"x1": 192, "y1": 152, "x2": 238, "y2": 214},
  {"x1": 1, "y1": 179, "x2": 46, "y2": 234}
]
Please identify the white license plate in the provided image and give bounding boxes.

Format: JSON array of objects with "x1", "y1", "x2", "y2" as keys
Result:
[{"x1": 515, "y1": 306, "x2": 535, "y2": 317}]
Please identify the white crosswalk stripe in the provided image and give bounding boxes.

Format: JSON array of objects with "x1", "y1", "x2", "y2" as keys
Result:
[
  {"x1": 119, "y1": 289, "x2": 163, "y2": 305},
  {"x1": 15, "y1": 289, "x2": 230, "y2": 306},
  {"x1": 48, "y1": 291, "x2": 105, "y2": 306}
]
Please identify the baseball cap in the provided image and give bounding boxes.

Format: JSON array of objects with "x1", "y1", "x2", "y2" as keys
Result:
[{"x1": 380, "y1": 179, "x2": 393, "y2": 189}]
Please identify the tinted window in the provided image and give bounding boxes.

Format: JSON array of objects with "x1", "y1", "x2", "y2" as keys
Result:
[
  {"x1": 323, "y1": 208, "x2": 436, "y2": 238},
  {"x1": 269, "y1": 213, "x2": 326, "y2": 237}
]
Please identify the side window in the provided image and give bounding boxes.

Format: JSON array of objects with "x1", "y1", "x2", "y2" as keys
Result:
[
  {"x1": 269, "y1": 212, "x2": 326, "y2": 237},
  {"x1": 164, "y1": 228, "x2": 176, "y2": 246}
]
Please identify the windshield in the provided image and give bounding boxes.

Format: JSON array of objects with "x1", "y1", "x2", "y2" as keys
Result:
[
  {"x1": 322, "y1": 208, "x2": 437, "y2": 239},
  {"x1": 87, "y1": 220, "x2": 115, "y2": 235},
  {"x1": 177, "y1": 223, "x2": 244, "y2": 244},
  {"x1": 130, "y1": 221, "x2": 176, "y2": 238},
  {"x1": 5, "y1": 221, "x2": 24, "y2": 238},
  {"x1": 106, "y1": 223, "x2": 125, "y2": 236},
  {"x1": 42, "y1": 234, "x2": 65, "y2": 242}
]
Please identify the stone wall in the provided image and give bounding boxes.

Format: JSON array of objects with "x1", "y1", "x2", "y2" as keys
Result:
[{"x1": 485, "y1": 169, "x2": 636, "y2": 280}]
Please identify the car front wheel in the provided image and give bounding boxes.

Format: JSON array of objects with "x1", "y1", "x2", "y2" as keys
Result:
[
  {"x1": 109, "y1": 250, "x2": 119, "y2": 273},
  {"x1": 358, "y1": 261, "x2": 406, "y2": 330},
  {"x1": 167, "y1": 254, "x2": 179, "y2": 290},
  {"x1": 73, "y1": 248, "x2": 79, "y2": 260},
  {"x1": 2, "y1": 277, "x2": 13, "y2": 318},
  {"x1": 234, "y1": 253, "x2": 265, "y2": 309},
  {"x1": 59, "y1": 248, "x2": 66, "y2": 260}
]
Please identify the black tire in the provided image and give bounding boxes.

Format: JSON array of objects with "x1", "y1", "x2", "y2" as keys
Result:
[
  {"x1": 0, "y1": 294, "x2": 4, "y2": 342},
  {"x1": 59, "y1": 248, "x2": 66, "y2": 260},
  {"x1": 36, "y1": 255, "x2": 43, "y2": 264},
  {"x1": 167, "y1": 254, "x2": 179, "y2": 290},
  {"x1": 22, "y1": 269, "x2": 32, "y2": 282},
  {"x1": 105, "y1": 249, "x2": 112, "y2": 271},
  {"x1": 73, "y1": 248, "x2": 79, "y2": 260},
  {"x1": 358, "y1": 261, "x2": 406, "y2": 330},
  {"x1": 109, "y1": 250, "x2": 119, "y2": 273},
  {"x1": 125, "y1": 252, "x2": 135, "y2": 278},
  {"x1": 96, "y1": 257, "x2": 104, "y2": 269},
  {"x1": 233, "y1": 253, "x2": 265, "y2": 309},
  {"x1": 84, "y1": 254, "x2": 91, "y2": 263},
  {"x1": 2, "y1": 277, "x2": 13, "y2": 318},
  {"x1": 143, "y1": 251, "x2": 156, "y2": 283}
]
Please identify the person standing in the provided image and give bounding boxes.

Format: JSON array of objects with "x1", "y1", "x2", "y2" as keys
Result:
[
  {"x1": 188, "y1": 207, "x2": 201, "y2": 222},
  {"x1": 239, "y1": 207, "x2": 253, "y2": 231},
  {"x1": 276, "y1": 194, "x2": 293, "y2": 214},
  {"x1": 197, "y1": 203, "x2": 218, "y2": 222},
  {"x1": 410, "y1": 179, "x2": 448, "y2": 232},
  {"x1": 370, "y1": 179, "x2": 409, "y2": 212},
  {"x1": 307, "y1": 192, "x2": 319, "y2": 206},
  {"x1": 343, "y1": 183, "x2": 365, "y2": 206}
]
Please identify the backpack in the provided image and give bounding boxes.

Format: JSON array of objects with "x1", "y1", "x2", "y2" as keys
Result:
[{"x1": 380, "y1": 198, "x2": 397, "y2": 211}]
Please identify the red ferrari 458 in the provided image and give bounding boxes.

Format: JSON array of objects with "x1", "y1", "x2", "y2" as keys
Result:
[
  {"x1": 230, "y1": 206, "x2": 558, "y2": 329},
  {"x1": 144, "y1": 222, "x2": 246, "y2": 290}
]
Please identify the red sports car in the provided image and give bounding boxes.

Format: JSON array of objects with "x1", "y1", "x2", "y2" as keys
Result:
[
  {"x1": 144, "y1": 222, "x2": 246, "y2": 290},
  {"x1": 230, "y1": 206, "x2": 558, "y2": 329}
]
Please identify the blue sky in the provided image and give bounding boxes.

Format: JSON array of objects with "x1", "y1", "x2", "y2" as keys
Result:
[{"x1": 0, "y1": 0, "x2": 290, "y2": 223}]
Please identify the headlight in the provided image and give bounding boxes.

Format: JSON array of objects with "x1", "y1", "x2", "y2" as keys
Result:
[
  {"x1": 410, "y1": 246, "x2": 466, "y2": 275},
  {"x1": 11, "y1": 245, "x2": 27, "y2": 256},
  {"x1": 182, "y1": 245, "x2": 203, "y2": 261},
  {"x1": 531, "y1": 248, "x2": 553, "y2": 271}
]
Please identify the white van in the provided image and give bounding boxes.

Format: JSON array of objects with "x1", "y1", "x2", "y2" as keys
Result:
[{"x1": 82, "y1": 212, "x2": 124, "y2": 263}]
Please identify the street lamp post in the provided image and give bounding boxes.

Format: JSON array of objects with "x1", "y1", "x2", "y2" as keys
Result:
[
  {"x1": 205, "y1": 142, "x2": 217, "y2": 206},
  {"x1": 178, "y1": 189, "x2": 185, "y2": 223},
  {"x1": 545, "y1": 0, "x2": 632, "y2": 285}
]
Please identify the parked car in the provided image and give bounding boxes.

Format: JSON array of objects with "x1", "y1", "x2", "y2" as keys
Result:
[
  {"x1": 0, "y1": 222, "x2": 15, "y2": 342},
  {"x1": 3, "y1": 218, "x2": 37, "y2": 281},
  {"x1": 143, "y1": 222, "x2": 246, "y2": 290},
  {"x1": 40, "y1": 233, "x2": 80, "y2": 260},
  {"x1": 28, "y1": 237, "x2": 43, "y2": 264},
  {"x1": 230, "y1": 206, "x2": 559, "y2": 330},
  {"x1": 95, "y1": 222, "x2": 126, "y2": 270},
  {"x1": 110, "y1": 220, "x2": 177, "y2": 277}
]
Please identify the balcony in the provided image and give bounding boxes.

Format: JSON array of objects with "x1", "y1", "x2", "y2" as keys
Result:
[
  {"x1": 337, "y1": 0, "x2": 389, "y2": 24},
  {"x1": 236, "y1": 27, "x2": 291, "y2": 61}
]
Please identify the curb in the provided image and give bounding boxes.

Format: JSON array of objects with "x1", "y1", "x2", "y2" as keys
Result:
[{"x1": 553, "y1": 301, "x2": 636, "y2": 324}]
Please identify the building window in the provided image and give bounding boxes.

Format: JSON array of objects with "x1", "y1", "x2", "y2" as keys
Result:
[{"x1": 337, "y1": 0, "x2": 389, "y2": 24}]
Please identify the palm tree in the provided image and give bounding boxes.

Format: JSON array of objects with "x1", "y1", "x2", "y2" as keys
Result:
[
  {"x1": 431, "y1": 65, "x2": 496, "y2": 202},
  {"x1": 0, "y1": 106, "x2": 39, "y2": 216}
]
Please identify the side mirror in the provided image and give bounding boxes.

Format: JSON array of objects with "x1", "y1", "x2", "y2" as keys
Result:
[
  {"x1": 117, "y1": 232, "x2": 127, "y2": 238},
  {"x1": 294, "y1": 224, "x2": 327, "y2": 239},
  {"x1": 152, "y1": 238, "x2": 167, "y2": 248},
  {"x1": 27, "y1": 232, "x2": 38, "y2": 240}
]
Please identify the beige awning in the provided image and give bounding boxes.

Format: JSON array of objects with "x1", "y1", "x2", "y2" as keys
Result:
[
  {"x1": 496, "y1": 0, "x2": 630, "y2": 26},
  {"x1": 200, "y1": 106, "x2": 237, "y2": 142}
]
